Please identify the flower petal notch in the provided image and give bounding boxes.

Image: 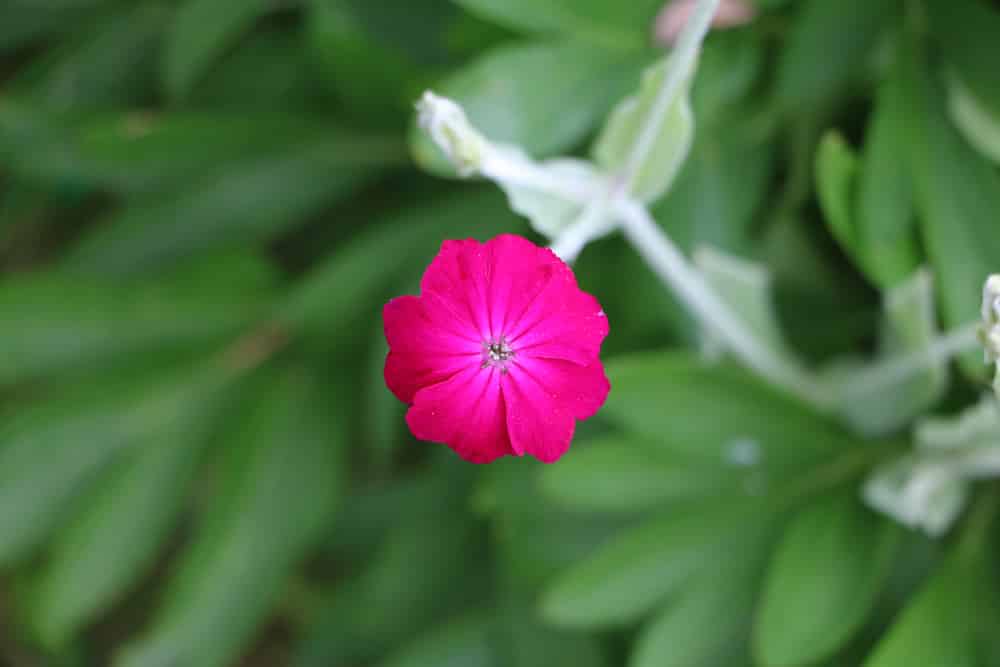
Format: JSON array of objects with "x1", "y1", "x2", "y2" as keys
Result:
[{"x1": 383, "y1": 234, "x2": 610, "y2": 463}]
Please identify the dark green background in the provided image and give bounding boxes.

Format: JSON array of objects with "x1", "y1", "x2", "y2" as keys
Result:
[{"x1": 2, "y1": 0, "x2": 1000, "y2": 665}]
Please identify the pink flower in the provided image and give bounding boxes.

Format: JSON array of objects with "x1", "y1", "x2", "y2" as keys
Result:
[{"x1": 383, "y1": 234, "x2": 610, "y2": 464}]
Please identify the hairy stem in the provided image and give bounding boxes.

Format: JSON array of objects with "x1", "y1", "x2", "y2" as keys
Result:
[
  {"x1": 549, "y1": 199, "x2": 612, "y2": 262},
  {"x1": 838, "y1": 322, "x2": 982, "y2": 400},
  {"x1": 616, "y1": 199, "x2": 833, "y2": 408},
  {"x1": 618, "y1": 0, "x2": 719, "y2": 193}
]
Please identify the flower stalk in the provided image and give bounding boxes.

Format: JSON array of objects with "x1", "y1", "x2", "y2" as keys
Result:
[
  {"x1": 618, "y1": 0, "x2": 718, "y2": 195},
  {"x1": 615, "y1": 199, "x2": 832, "y2": 406},
  {"x1": 416, "y1": 0, "x2": 987, "y2": 419}
]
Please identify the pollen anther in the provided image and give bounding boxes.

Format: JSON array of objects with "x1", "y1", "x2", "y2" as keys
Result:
[{"x1": 482, "y1": 337, "x2": 515, "y2": 371}]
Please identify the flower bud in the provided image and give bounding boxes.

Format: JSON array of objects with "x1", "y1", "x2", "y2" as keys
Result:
[{"x1": 416, "y1": 91, "x2": 487, "y2": 177}]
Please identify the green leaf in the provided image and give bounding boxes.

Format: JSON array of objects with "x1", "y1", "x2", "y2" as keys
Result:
[
  {"x1": 877, "y1": 269, "x2": 948, "y2": 407},
  {"x1": 690, "y1": 29, "x2": 766, "y2": 125},
  {"x1": 573, "y1": 236, "x2": 696, "y2": 352},
  {"x1": 325, "y1": 455, "x2": 476, "y2": 562},
  {"x1": 30, "y1": 423, "x2": 210, "y2": 648},
  {"x1": 833, "y1": 269, "x2": 948, "y2": 437},
  {"x1": 183, "y1": 24, "x2": 322, "y2": 110},
  {"x1": 164, "y1": 0, "x2": 269, "y2": 100},
  {"x1": 593, "y1": 55, "x2": 694, "y2": 203},
  {"x1": 62, "y1": 134, "x2": 400, "y2": 276},
  {"x1": 763, "y1": 214, "x2": 878, "y2": 361},
  {"x1": 602, "y1": 351, "x2": 849, "y2": 471},
  {"x1": 306, "y1": 0, "x2": 492, "y2": 128},
  {"x1": 864, "y1": 542, "x2": 984, "y2": 667},
  {"x1": 0, "y1": 1, "x2": 111, "y2": 54},
  {"x1": 948, "y1": 71, "x2": 1000, "y2": 165},
  {"x1": 10, "y1": 3, "x2": 167, "y2": 109},
  {"x1": 540, "y1": 499, "x2": 779, "y2": 628},
  {"x1": 815, "y1": 131, "x2": 860, "y2": 260},
  {"x1": 279, "y1": 189, "x2": 525, "y2": 340},
  {"x1": 924, "y1": 0, "x2": 1000, "y2": 114},
  {"x1": 855, "y1": 72, "x2": 921, "y2": 288},
  {"x1": 306, "y1": 0, "x2": 439, "y2": 126},
  {"x1": 381, "y1": 613, "x2": 493, "y2": 667},
  {"x1": 0, "y1": 359, "x2": 232, "y2": 566},
  {"x1": 775, "y1": 0, "x2": 897, "y2": 111},
  {"x1": 476, "y1": 458, "x2": 631, "y2": 597},
  {"x1": 493, "y1": 599, "x2": 609, "y2": 667},
  {"x1": 541, "y1": 435, "x2": 749, "y2": 513},
  {"x1": 0, "y1": 178, "x2": 48, "y2": 233},
  {"x1": 653, "y1": 118, "x2": 776, "y2": 255},
  {"x1": 754, "y1": 491, "x2": 901, "y2": 667},
  {"x1": 296, "y1": 498, "x2": 488, "y2": 665},
  {"x1": 334, "y1": 0, "x2": 476, "y2": 67},
  {"x1": 365, "y1": 318, "x2": 408, "y2": 470},
  {"x1": 411, "y1": 40, "x2": 652, "y2": 175},
  {"x1": 631, "y1": 549, "x2": 767, "y2": 667},
  {"x1": 0, "y1": 261, "x2": 271, "y2": 385},
  {"x1": 695, "y1": 246, "x2": 792, "y2": 360},
  {"x1": 900, "y1": 40, "x2": 1000, "y2": 374},
  {"x1": 601, "y1": 32, "x2": 768, "y2": 242},
  {"x1": 118, "y1": 366, "x2": 344, "y2": 667},
  {"x1": 450, "y1": 0, "x2": 663, "y2": 49},
  {"x1": 0, "y1": 101, "x2": 351, "y2": 195}
]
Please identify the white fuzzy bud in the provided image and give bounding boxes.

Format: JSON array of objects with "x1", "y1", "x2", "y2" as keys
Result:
[{"x1": 416, "y1": 91, "x2": 487, "y2": 177}]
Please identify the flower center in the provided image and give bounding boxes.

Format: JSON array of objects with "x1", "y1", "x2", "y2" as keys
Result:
[{"x1": 482, "y1": 337, "x2": 515, "y2": 371}]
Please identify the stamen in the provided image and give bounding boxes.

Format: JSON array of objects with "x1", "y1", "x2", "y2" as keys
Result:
[{"x1": 482, "y1": 337, "x2": 515, "y2": 371}]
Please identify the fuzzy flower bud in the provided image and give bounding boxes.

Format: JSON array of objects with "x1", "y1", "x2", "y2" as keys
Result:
[{"x1": 416, "y1": 91, "x2": 487, "y2": 177}]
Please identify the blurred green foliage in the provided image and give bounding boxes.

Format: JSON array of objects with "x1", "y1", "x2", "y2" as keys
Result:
[{"x1": 2, "y1": 0, "x2": 1000, "y2": 665}]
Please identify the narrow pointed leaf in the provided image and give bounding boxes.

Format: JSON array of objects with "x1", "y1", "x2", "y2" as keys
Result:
[
  {"x1": 864, "y1": 543, "x2": 985, "y2": 667},
  {"x1": 755, "y1": 491, "x2": 901, "y2": 667},
  {"x1": 540, "y1": 435, "x2": 746, "y2": 513},
  {"x1": 0, "y1": 257, "x2": 272, "y2": 384},
  {"x1": 31, "y1": 426, "x2": 210, "y2": 647},
  {"x1": 815, "y1": 131, "x2": 859, "y2": 261},
  {"x1": 632, "y1": 552, "x2": 768, "y2": 667},
  {"x1": 63, "y1": 136, "x2": 398, "y2": 276},
  {"x1": 855, "y1": 73, "x2": 921, "y2": 288},
  {"x1": 541, "y1": 499, "x2": 778, "y2": 628},
  {"x1": 165, "y1": 0, "x2": 269, "y2": 100},
  {"x1": 0, "y1": 359, "x2": 231, "y2": 565},
  {"x1": 948, "y1": 72, "x2": 1000, "y2": 165},
  {"x1": 901, "y1": 41, "x2": 1000, "y2": 374},
  {"x1": 602, "y1": 351, "x2": 849, "y2": 470},
  {"x1": 593, "y1": 56, "x2": 694, "y2": 203},
  {"x1": 381, "y1": 613, "x2": 493, "y2": 667},
  {"x1": 117, "y1": 367, "x2": 344, "y2": 667}
]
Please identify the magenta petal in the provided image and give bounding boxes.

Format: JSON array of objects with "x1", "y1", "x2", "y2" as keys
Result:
[
  {"x1": 516, "y1": 357, "x2": 611, "y2": 421},
  {"x1": 420, "y1": 239, "x2": 492, "y2": 340},
  {"x1": 383, "y1": 296, "x2": 478, "y2": 403},
  {"x1": 512, "y1": 290, "x2": 608, "y2": 366},
  {"x1": 500, "y1": 249, "x2": 607, "y2": 365},
  {"x1": 480, "y1": 235, "x2": 558, "y2": 337},
  {"x1": 504, "y1": 368, "x2": 575, "y2": 463},
  {"x1": 406, "y1": 366, "x2": 513, "y2": 463}
]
